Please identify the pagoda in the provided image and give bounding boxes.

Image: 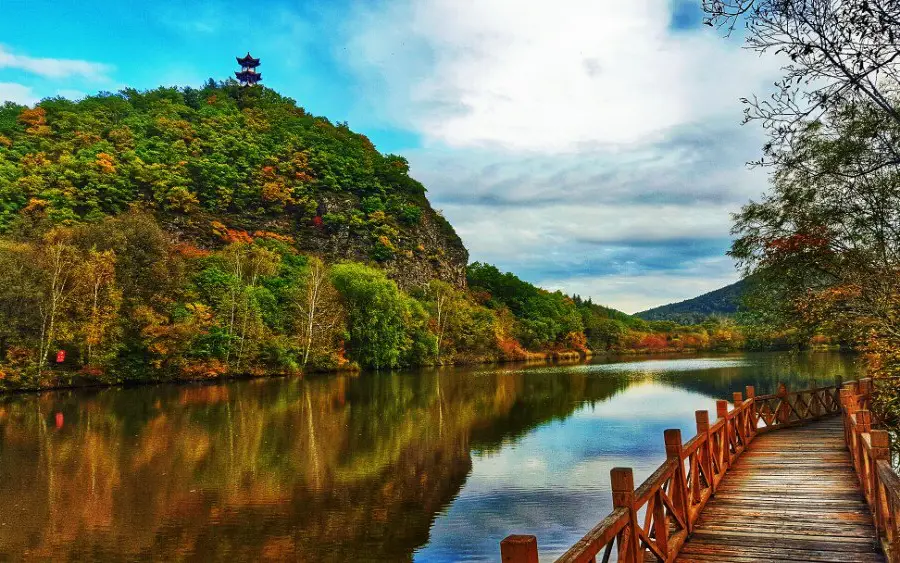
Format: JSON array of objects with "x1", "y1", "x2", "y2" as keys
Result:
[{"x1": 235, "y1": 53, "x2": 262, "y2": 86}]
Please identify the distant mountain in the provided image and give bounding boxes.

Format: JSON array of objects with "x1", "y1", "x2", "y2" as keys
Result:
[{"x1": 636, "y1": 279, "x2": 747, "y2": 325}]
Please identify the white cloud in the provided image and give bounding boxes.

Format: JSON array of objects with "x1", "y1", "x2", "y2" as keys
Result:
[
  {"x1": 0, "y1": 82, "x2": 38, "y2": 106},
  {"x1": 344, "y1": 0, "x2": 780, "y2": 152},
  {"x1": 337, "y1": 0, "x2": 779, "y2": 310},
  {"x1": 0, "y1": 45, "x2": 111, "y2": 80}
]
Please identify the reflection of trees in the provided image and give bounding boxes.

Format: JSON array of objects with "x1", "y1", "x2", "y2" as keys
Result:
[
  {"x1": 654, "y1": 352, "x2": 861, "y2": 398},
  {"x1": 0, "y1": 353, "x2": 861, "y2": 561}
]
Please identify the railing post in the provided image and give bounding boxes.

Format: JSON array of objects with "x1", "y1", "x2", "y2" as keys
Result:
[
  {"x1": 611, "y1": 467, "x2": 641, "y2": 563},
  {"x1": 745, "y1": 386, "x2": 757, "y2": 436},
  {"x1": 856, "y1": 410, "x2": 872, "y2": 495},
  {"x1": 858, "y1": 409, "x2": 872, "y2": 433},
  {"x1": 776, "y1": 383, "x2": 789, "y2": 426},
  {"x1": 717, "y1": 400, "x2": 731, "y2": 468},
  {"x1": 733, "y1": 392, "x2": 744, "y2": 445},
  {"x1": 871, "y1": 430, "x2": 891, "y2": 544},
  {"x1": 841, "y1": 385, "x2": 857, "y2": 449},
  {"x1": 500, "y1": 535, "x2": 539, "y2": 563},
  {"x1": 696, "y1": 410, "x2": 715, "y2": 494},
  {"x1": 665, "y1": 428, "x2": 691, "y2": 534},
  {"x1": 859, "y1": 377, "x2": 873, "y2": 396}
]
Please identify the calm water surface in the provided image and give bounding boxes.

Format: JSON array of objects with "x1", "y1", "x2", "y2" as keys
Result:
[{"x1": 0, "y1": 352, "x2": 862, "y2": 561}]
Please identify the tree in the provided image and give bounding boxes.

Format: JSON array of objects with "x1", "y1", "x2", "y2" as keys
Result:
[
  {"x1": 330, "y1": 263, "x2": 408, "y2": 369},
  {"x1": 35, "y1": 230, "x2": 78, "y2": 376},
  {"x1": 294, "y1": 256, "x2": 344, "y2": 369},
  {"x1": 704, "y1": 0, "x2": 900, "y2": 175},
  {"x1": 730, "y1": 101, "x2": 900, "y2": 364},
  {"x1": 424, "y1": 280, "x2": 456, "y2": 362},
  {"x1": 73, "y1": 249, "x2": 121, "y2": 366},
  {"x1": 220, "y1": 241, "x2": 279, "y2": 370}
]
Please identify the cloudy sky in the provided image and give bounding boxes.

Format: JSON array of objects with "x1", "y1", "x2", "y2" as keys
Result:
[{"x1": 0, "y1": 0, "x2": 780, "y2": 313}]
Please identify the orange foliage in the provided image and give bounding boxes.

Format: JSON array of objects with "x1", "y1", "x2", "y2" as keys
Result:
[
  {"x1": 497, "y1": 336, "x2": 528, "y2": 361},
  {"x1": 22, "y1": 198, "x2": 49, "y2": 214},
  {"x1": 253, "y1": 231, "x2": 295, "y2": 244},
  {"x1": 565, "y1": 331, "x2": 588, "y2": 353},
  {"x1": 173, "y1": 242, "x2": 211, "y2": 259},
  {"x1": 74, "y1": 131, "x2": 102, "y2": 147},
  {"x1": 638, "y1": 334, "x2": 669, "y2": 350},
  {"x1": 211, "y1": 221, "x2": 254, "y2": 244},
  {"x1": 261, "y1": 181, "x2": 294, "y2": 206},
  {"x1": 179, "y1": 360, "x2": 228, "y2": 380},
  {"x1": 0, "y1": 135, "x2": 12, "y2": 148},
  {"x1": 18, "y1": 107, "x2": 51, "y2": 136},
  {"x1": 78, "y1": 365, "x2": 106, "y2": 378},
  {"x1": 95, "y1": 152, "x2": 116, "y2": 174}
]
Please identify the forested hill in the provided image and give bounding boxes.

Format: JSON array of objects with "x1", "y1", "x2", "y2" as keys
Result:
[
  {"x1": 0, "y1": 82, "x2": 467, "y2": 288},
  {"x1": 636, "y1": 279, "x2": 747, "y2": 325},
  {"x1": 0, "y1": 81, "x2": 748, "y2": 390}
]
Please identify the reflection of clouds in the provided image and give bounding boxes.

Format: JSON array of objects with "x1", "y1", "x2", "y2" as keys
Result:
[
  {"x1": 588, "y1": 358, "x2": 750, "y2": 373},
  {"x1": 416, "y1": 381, "x2": 715, "y2": 562},
  {"x1": 511, "y1": 357, "x2": 750, "y2": 376}
]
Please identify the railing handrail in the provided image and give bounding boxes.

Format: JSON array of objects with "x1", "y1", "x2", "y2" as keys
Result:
[
  {"x1": 841, "y1": 378, "x2": 900, "y2": 562},
  {"x1": 500, "y1": 381, "x2": 845, "y2": 563}
]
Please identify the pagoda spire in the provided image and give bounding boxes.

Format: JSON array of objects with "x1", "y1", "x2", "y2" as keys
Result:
[{"x1": 235, "y1": 52, "x2": 261, "y2": 86}]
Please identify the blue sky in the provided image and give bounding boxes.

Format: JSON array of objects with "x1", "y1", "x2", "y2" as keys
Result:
[{"x1": 0, "y1": 0, "x2": 779, "y2": 313}]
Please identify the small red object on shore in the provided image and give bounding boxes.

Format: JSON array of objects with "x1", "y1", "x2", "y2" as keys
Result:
[
  {"x1": 55, "y1": 350, "x2": 65, "y2": 363},
  {"x1": 55, "y1": 412, "x2": 63, "y2": 429}
]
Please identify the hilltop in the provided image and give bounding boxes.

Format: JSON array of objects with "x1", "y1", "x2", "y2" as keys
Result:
[
  {"x1": 0, "y1": 81, "x2": 467, "y2": 288},
  {"x1": 636, "y1": 279, "x2": 746, "y2": 325}
]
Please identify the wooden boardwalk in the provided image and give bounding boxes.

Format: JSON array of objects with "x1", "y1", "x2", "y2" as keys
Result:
[
  {"x1": 500, "y1": 379, "x2": 900, "y2": 563},
  {"x1": 676, "y1": 417, "x2": 885, "y2": 562}
]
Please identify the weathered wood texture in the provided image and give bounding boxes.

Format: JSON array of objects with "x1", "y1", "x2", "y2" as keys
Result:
[
  {"x1": 499, "y1": 379, "x2": 900, "y2": 563},
  {"x1": 843, "y1": 379, "x2": 900, "y2": 562},
  {"x1": 677, "y1": 416, "x2": 884, "y2": 562}
]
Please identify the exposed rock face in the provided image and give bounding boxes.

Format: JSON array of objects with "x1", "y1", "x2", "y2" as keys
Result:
[{"x1": 290, "y1": 194, "x2": 468, "y2": 291}]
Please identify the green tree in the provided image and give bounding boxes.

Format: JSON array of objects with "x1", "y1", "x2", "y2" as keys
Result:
[{"x1": 331, "y1": 263, "x2": 409, "y2": 369}]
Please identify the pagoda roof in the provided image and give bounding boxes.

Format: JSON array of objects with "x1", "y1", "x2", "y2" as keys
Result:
[
  {"x1": 236, "y1": 53, "x2": 260, "y2": 66},
  {"x1": 235, "y1": 70, "x2": 262, "y2": 82}
]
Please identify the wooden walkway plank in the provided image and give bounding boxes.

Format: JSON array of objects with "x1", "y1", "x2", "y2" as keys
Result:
[{"x1": 675, "y1": 417, "x2": 885, "y2": 562}]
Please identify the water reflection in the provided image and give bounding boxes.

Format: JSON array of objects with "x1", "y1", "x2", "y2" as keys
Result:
[{"x1": 0, "y1": 352, "x2": 861, "y2": 561}]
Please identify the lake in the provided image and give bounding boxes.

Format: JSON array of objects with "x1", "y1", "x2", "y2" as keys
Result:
[{"x1": 0, "y1": 351, "x2": 862, "y2": 561}]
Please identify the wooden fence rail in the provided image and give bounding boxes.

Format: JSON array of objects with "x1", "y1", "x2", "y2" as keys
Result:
[
  {"x1": 499, "y1": 380, "x2": 899, "y2": 563},
  {"x1": 843, "y1": 378, "x2": 900, "y2": 562}
]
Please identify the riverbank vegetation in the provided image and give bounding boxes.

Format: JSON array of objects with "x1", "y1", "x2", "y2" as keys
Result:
[{"x1": 0, "y1": 210, "x2": 748, "y2": 391}]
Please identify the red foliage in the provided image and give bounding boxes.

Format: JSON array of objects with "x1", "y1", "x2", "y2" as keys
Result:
[
  {"x1": 78, "y1": 365, "x2": 106, "y2": 378},
  {"x1": 471, "y1": 290, "x2": 492, "y2": 305},
  {"x1": 211, "y1": 221, "x2": 254, "y2": 244},
  {"x1": 765, "y1": 228, "x2": 831, "y2": 258},
  {"x1": 312, "y1": 216, "x2": 324, "y2": 228},
  {"x1": 173, "y1": 242, "x2": 211, "y2": 259},
  {"x1": 638, "y1": 334, "x2": 669, "y2": 350},
  {"x1": 179, "y1": 359, "x2": 228, "y2": 379},
  {"x1": 498, "y1": 336, "x2": 529, "y2": 360}
]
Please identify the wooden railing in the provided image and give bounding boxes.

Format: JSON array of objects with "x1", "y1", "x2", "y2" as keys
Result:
[
  {"x1": 842, "y1": 378, "x2": 900, "y2": 562},
  {"x1": 499, "y1": 382, "x2": 844, "y2": 563}
]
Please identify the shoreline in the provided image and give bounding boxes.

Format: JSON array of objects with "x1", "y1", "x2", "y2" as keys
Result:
[{"x1": 0, "y1": 347, "x2": 752, "y2": 398}]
